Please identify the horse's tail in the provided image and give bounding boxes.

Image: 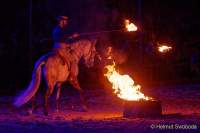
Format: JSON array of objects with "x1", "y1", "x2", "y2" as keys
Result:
[{"x1": 13, "y1": 55, "x2": 47, "y2": 107}]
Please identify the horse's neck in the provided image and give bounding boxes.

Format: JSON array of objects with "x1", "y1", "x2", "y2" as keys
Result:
[
  {"x1": 71, "y1": 41, "x2": 86, "y2": 61},
  {"x1": 72, "y1": 49, "x2": 82, "y2": 62}
]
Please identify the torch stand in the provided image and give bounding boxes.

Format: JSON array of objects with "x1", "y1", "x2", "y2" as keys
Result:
[{"x1": 123, "y1": 100, "x2": 162, "y2": 118}]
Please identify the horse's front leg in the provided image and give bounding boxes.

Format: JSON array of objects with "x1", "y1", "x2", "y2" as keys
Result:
[
  {"x1": 29, "y1": 96, "x2": 36, "y2": 115},
  {"x1": 69, "y1": 75, "x2": 88, "y2": 111}
]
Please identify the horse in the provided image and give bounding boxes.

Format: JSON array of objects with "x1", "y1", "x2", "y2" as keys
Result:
[{"x1": 13, "y1": 39, "x2": 97, "y2": 115}]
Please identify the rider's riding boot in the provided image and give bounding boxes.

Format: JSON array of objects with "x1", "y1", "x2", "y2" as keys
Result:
[
  {"x1": 58, "y1": 54, "x2": 66, "y2": 65},
  {"x1": 53, "y1": 49, "x2": 66, "y2": 65},
  {"x1": 68, "y1": 73, "x2": 76, "y2": 83}
]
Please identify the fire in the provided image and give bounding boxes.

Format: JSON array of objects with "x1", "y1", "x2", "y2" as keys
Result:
[
  {"x1": 104, "y1": 62, "x2": 151, "y2": 101},
  {"x1": 125, "y1": 19, "x2": 138, "y2": 31},
  {"x1": 158, "y1": 45, "x2": 172, "y2": 53}
]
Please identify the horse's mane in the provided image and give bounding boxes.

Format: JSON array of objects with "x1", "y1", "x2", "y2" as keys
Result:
[
  {"x1": 72, "y1": 40, "x2": 91, "y2": 49},
  {"x1": 71, "y1": 40, "x2": 92, "y2": 56}
]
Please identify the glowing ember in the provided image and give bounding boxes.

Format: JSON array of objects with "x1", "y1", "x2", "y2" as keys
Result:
[
  {"x1": 125, "y1": 19, "x2": 138, "y2": 31},
  {"x1": 158, "y1": 45, "x2": 172, "y2": 53},
  {"x1": 104, "y1": 62, "x2": 151, "y2": 101}
]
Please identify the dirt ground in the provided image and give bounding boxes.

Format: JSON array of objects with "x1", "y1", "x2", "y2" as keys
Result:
[{"x1": 0, "y1": 84, "x2": 200, "y2": 133}]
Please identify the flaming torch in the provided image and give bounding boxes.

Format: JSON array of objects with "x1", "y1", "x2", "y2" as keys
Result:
[
  {"x1": 41, "y1": 19, "x2": 138, "y2": 42},
  {"x1": 74, "y1": 19, "x2": 138, "y2": 36},
  {"x1": 157, "y1": 43, "x2": 173, "y2": 53},
  {"x1": 104, "y1": 48, "x2": 162, "y2": 118},
  {"x1": 124, "y1": 19, "x2": 138, "y2": 32}
]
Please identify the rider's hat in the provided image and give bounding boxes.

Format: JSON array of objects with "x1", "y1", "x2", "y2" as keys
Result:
[{"x1": 56, "y1": 16, "x2": 69, "y2": 21}]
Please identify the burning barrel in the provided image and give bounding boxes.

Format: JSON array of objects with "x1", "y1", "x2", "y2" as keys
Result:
[
  {"x1": 104, "y1": 48, "x2": 162, "y2": 118},
  {"x1": 123, "y1": 100, "x2": 162, "y2": 118}
]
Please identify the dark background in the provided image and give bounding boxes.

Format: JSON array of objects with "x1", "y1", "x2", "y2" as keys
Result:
[{"x1": 0, "y1": 0, "x2": 200, "y2": 95}]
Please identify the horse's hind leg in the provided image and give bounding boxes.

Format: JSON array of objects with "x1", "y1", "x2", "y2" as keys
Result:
[
  {"x1": 25, "y1": 96, "x2": 36, "y2": 115},
  {"x1": 30, "y1": 96, "x2": 36, "y2": 114},
  {"x1": 56, "y1": 83, "x2": 62, "y2": 112}
]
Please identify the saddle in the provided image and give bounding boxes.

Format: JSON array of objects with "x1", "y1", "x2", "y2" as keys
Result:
[{"x1": 53, "y1": 48, "x2": 72, "y2": 68}]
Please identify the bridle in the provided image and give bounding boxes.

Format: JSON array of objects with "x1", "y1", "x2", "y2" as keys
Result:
[{"x1": 84, "y1": 42, "x2": 96, "y2": 65}]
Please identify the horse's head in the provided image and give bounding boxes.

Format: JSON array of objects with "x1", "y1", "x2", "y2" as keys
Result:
[{"x1": 82, "y1": 40, "x2": 97, "y2": 68}]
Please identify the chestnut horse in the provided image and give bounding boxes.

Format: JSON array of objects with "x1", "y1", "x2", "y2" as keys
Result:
[{"x1": 14, "y1": 39, "x2": 97, "y2": 115}]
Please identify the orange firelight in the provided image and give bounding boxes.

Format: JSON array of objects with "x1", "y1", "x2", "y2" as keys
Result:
[
  {"x1": 125, "y1": 19, "x2": 138, "y2": 32},
  {"x1": 104, "y1": 61, "x2": 151, "y2": 101}
]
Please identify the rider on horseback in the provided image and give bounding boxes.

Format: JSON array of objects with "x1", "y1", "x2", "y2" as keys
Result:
[
  {"x1": 52, "y1": 15, "x2": 79, "y2": 82},
  {"x1": 13, "y1": 15, "x2": 99, "y2": 114}
]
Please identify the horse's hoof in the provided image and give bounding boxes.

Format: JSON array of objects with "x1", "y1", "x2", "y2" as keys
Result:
[
  {"x1": 71, "y1": 105, "x2": 75, "y2": 110},
  {"x1": 80, "y1": 105, "x2": 88, "y2": 112},
  {"x1": 44, "y1": 111, "x2": 48, "y2": 116},
  {"x1": 27, "y1": 109, "x2": 33, "y2": 115}
]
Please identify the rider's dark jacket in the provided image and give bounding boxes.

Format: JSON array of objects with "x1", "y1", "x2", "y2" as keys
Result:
[{"x1": 52, "y1": 25, "x2": 74, "y2": 44}]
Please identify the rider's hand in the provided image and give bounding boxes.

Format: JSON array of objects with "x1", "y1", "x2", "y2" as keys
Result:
[{"x1": 72, "y1": 33, "x2": 79, "y2": 38}]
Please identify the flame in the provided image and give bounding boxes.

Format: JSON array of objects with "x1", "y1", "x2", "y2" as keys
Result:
[
  {"x1": 158, "y1": 45, "x2": 172, "y2": 53},
  {"x1": 104, "y1": 62, "x2": 151, "y2": 101},
  {"x1": 125, "y1": 19, "x2": 138, "y2": 31},
  {"x1": 106, "y1": 46, "x2": 113, "y2": 59}
]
